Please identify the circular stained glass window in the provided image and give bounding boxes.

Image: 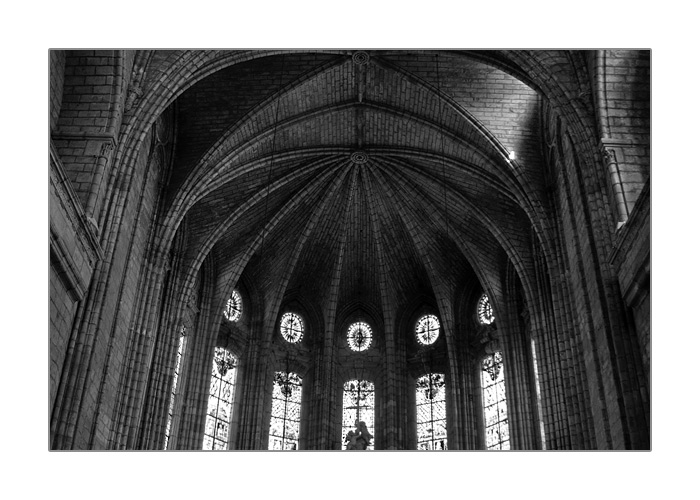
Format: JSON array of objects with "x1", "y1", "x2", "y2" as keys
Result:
[
  {"x1": 416, "y1": 315, "x2": 440, "y2": 345},
  {"x1": 223, "y1": 290, "x2": 242, "y2": 322},
  {"x1": 347, "y1": 322, "x2": 372, "y2": 352},
  {"x1": 477, "y1": 293, "x2": 494, "y2": 325},
  {"x1": 280, "y1": 312, "x2": 304, "y2": 343}
]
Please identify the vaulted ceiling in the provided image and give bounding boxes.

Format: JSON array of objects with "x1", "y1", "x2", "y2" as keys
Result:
[{"x1": 143, "y1": 50, "x2": 579, "y2": 335}]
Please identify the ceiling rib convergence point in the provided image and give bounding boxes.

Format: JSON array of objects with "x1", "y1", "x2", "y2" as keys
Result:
[{"x1": 161, "y1": 51, "x2": 544, "y2": 342}]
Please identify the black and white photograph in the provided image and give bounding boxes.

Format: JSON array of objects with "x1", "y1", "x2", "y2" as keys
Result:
[
  {"x1": 8, "y1": 3, "x2": 696, "y2": 498},
  {"x1": 48, "y1": 48, "x2": 650, "y2": 454}
]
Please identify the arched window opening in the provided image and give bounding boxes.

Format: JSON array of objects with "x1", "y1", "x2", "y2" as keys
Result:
[
  {"x1": 477, "y1": 293, "x2": 495, "y2": 325},
  {"x1": 347, "y1": 322, "x2": 372, "y2": 352},
  {"x1": 203, "y1": 347, "x2": 238, "y2": 450},
  {"x1": 268, "y1": 371, "x2": 302, "y2": 450},
  {"x1": 415, "y1": 314, "x2": 440, "y2": 345},
  {"x1": 280, "y1": 312, "x2": 304, "y2": 343},
  {"x1": 481, "y1": 352, "x2": 510, "y2": 450},
  {"x1": 342, "y1": 379, "x2": 375, "y2": 450},
  {"x1": 164, "y1": 326, "x2": 187, "y2": 450},
  {"x1": 531, "y1": 339, "x2": 547, "y2": 449},
  {"x1": 416, "y1": 373, "x2": 448, "y2": 450},
  {"x1": 223, "y1": 290, "x2": 242, "y2": 322}
]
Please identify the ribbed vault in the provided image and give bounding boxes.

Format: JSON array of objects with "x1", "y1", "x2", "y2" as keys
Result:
[{"x1": 134, "y1": 50, "x2": 568, "y2": 347}]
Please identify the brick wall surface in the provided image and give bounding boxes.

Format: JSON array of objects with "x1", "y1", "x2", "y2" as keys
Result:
[{"x1": 50, "y1": 50, "x2": 66, "y2": 133}]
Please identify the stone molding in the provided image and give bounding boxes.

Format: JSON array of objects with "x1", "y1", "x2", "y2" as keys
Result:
[{"x1": 50, "y1": 141, "x2": 104, "y2": 269}]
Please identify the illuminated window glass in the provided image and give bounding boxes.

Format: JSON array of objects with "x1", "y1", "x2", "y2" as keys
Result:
[
  {"x1": 280, "y1": 313, "x2": 304, "y2": 343},
  {"x1": 416, "y1": 315, "x2": 440, "y2": 345},
  {"x1": 164, "y1": 326, "x2": 187, "y2": 450},
  {"x1": 477, "y1": 293, "x2": 495, "y2": 325},
  {"x1": 224, "y1": 290, "x2": 242, "y2": 322},
  {"x1": 531, "y1": 339, "x2": 546, "y2": 449},
  {"x1": 203, "y1": 348, "x2": 238, "y2": 450},
  {"x1": 481, "y1": 352, "x2": 510, "y2": 450},
  {"x1": 268, "y1": 372, "x2": 302, "y2": 450},
  {"x1": 347, "y1": 322, "x2": 372, "y2": 351},
  {"x1": 416, "y1": 373, "x2": 448, "y2": 450},
  {"x1": 342, "y1": 380, "x2": 375, "y2": 450}
]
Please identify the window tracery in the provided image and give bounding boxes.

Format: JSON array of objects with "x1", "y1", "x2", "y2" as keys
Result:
[
  {"x1": 477, "y1": 293, "x2": 495, "y2": 325},
  {"x1": 223, "y1": 290, "x2": 242, "y2": 322},
  {"x1": 531, "y1": 339, "x2": 547, "y2": 449},
  {"x1": 164, "y1": 326, "x2": 187, "y2": 450},
  {"x1": 280, "y1": 312, "x2": 303, "y2": 343},
  {"x1": 342, "y1": 379, "x2": 375, "y2": 450},
  {"x1": 203, "y1": 347, "x2": 238, "y2": 450},
  {"x1": 347, "y1": 322, "x2": 372, "y2": 351},
  {"x1": 481, "y1": 351, "x2": 510, "y2": 450},
  {"x1": 416, "y1": 373, "x2": 448, "y2": 450},
  {"x1": 268, "y1": 371, "x2": 302, "y2": 450},
  {"x1": 415, "y1": 314, "x2": 440, "y2": 345}
]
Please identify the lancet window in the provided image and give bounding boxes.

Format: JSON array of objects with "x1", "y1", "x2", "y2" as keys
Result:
[
  {"x1": 416, "y1": 373, "x2": 448, "y2": 450},
  {"x1": 164, "y1": 326, "x2": 187, "y2": 450},
  {"x1": 268, "y1": 371, "x2": 302, "y2": 450},
  {"x1": 342, "y1": 379, "x2": 375, "y2": 450},
  {"x1": 531, "y1": 339, "x2": 546, "y2": 449},
  {"x1": 202, "y1": 347, "x2": 238, "y2": 450},
  {"x1": 481, "y1": 351, "x2": 510, "y2": 450}
]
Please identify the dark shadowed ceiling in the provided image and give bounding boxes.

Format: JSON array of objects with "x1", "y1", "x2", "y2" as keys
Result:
[{"x1": 158, "y1": 50, "x2": 553, "y2": 336}]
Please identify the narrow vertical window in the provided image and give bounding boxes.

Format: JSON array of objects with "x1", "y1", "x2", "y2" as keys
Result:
[
  {"x1": 416, "y1": 373, "x2": 448, "y2": 450},
  {"x1": 531, "y1": 339, "x2": 546, "y2": 449},
  {"x1": 203, "y1": 347, "x2": 238, "y2": 450},
  {"x1": 342, "y1": 380, "x2": 375, "y2": 449},
  {"x1": 268, "y1": 371, "x2": 302, "y2": 450},
  {"x1": 164, "y1": 326, "x2": 187, "y2": 450},
  {"x1": 481, "y1": 352, "x2": 509, "y2": 450}
]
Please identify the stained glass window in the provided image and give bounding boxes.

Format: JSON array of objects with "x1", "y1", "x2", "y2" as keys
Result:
[
  {"x1": 342, "y1": 379, "x2": 375, "y2": 450},
  {"x1": 416, "y1": 315, "x2": 440, "y2": 345},
  {"x1": 202, "y1": 347, "x2": 238, "y2": 450},
  {"x1": 280, "y1": 312, "x2": 303, "y2": 343},
  {"x1": 268, "y1": 371, "x2": 302, "y2": 450},
  {"x1": 347, "y1": 322, "x2": 372, "y2": 351},
  {"x1": 531, "y1": 339, "x2": 546, "y2": 449},
  {"x1": 416, "y1": 373, "x2": 448, "y2": 450},
  {"x1": 223, "y1": 290, "x2": 242, "y2": 322},
  {"x1": 481, "y1": 351, "x2": 510, "y2": 450},
  {"x1": 477, "y1": 293, "x2": 495, "y2": 325},
  {"x1": 164, "y1": 326, "x2": 187, "y2": 449}
]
